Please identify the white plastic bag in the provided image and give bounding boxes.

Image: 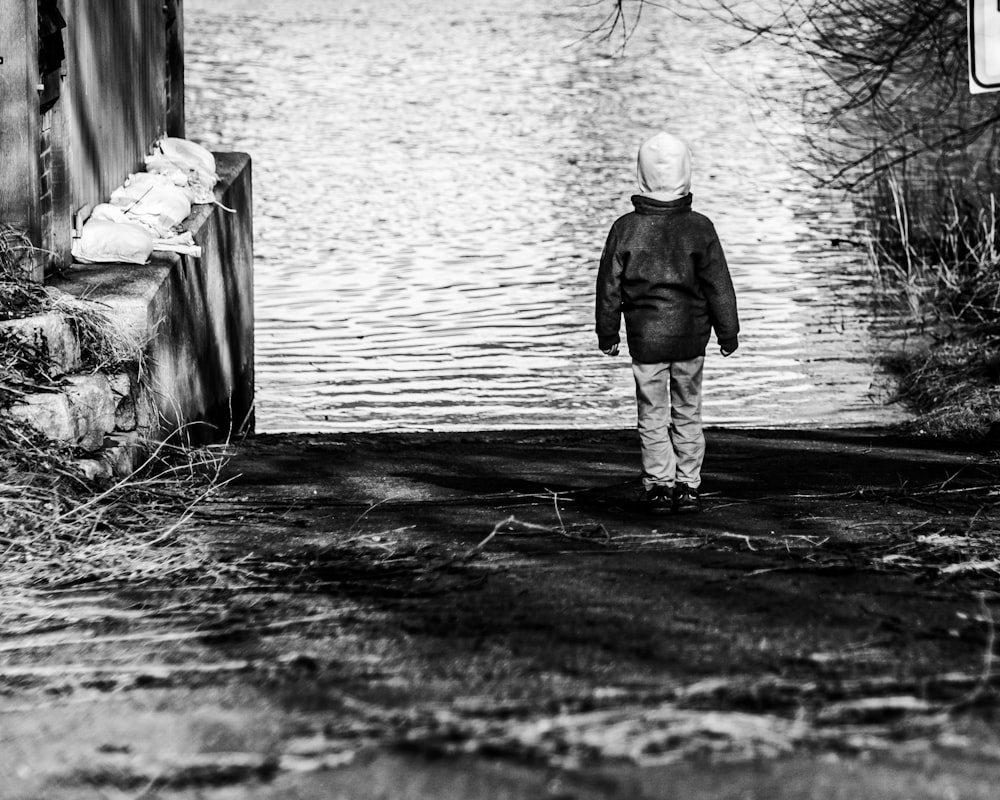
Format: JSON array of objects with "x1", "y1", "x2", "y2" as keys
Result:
[{"x1": 71, "y1": 218, "x2": 154, "y2": 265}]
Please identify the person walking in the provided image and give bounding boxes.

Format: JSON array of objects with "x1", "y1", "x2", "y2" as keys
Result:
[{"x1": 596, "y1": 131, "x2": 740, "y2": 513}]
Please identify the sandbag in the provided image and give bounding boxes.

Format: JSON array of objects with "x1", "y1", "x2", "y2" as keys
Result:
[
  {"x1": 110, "y1": 173, "x2": 191, "y2": 237},
  {"x1": 145, "y1": 137, "x2": 218, "y2": 204},
  {"x1": 83, "y1": 204, "x2": 201, "y2": 258},
  {"x1": 71, "y1": 218, "x2": 154, "y2": 265},
  {"x1": 156, "y1": 137, "x2": 216, "y2": 176},
  {"x1": 89, "y1": 203, "x2": 129, "y2": 224},
  {"x1": 142, "y1": 155, "x2": 190, "y2": 191}
]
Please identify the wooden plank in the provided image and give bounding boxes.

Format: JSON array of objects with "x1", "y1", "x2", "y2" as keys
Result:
[
  {"x1": 0, "y1": 0, "x2": 42, "y2": 279},
  {"x1": 166, "y1": 0, "x2": 185, "y2": 138},
  {"x1": 47, "y1": 101, "x2": 73, "y2": 270},
  {"x1": 63, "y1": 0, "x2": 167, "y2": 220}
]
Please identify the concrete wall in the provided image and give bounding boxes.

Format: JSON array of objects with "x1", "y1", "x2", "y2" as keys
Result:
[
  {"x1": 151, "y1": 152, "x2": 255, "y2": 442},
  {"x1": 51, "y1": 152, "x2": 254, "y2": 445}
]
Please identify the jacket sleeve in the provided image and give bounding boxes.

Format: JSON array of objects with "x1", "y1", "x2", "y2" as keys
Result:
[
  {"x1": 595, "y1": 226, "x2": 623, "y2": 349},
  {"x1": 700, "y1": 228, "x2": 740, "y2": 351}
]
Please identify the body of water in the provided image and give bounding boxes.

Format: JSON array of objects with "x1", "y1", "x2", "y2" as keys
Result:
[{"x1": 184, "y1": 0, "x2": 908, "y2": 431}]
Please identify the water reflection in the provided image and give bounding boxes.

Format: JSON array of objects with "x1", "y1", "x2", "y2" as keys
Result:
[{"x1": 184, "y1": 0, "x2": 908, "y2": 431}]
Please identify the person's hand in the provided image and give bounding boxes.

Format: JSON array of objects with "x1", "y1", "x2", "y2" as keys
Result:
[
  {"x1": 602, "y1": 343, "x2": 619, "y2": 356},
  {"x1": 720, "y1": 346, "x2": 736, "y2": 357}
]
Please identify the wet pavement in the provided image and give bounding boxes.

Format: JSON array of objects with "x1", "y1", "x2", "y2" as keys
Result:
[{"x1": 3, "y1": 428, "x2": 1000, "y2": 798}]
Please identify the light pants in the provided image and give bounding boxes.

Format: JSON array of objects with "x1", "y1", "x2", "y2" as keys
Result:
[{"x1": 631, "y1": 357, "x2": 706, "y2": 491}]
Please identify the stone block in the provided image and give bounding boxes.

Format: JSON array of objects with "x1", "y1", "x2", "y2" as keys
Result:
[
  {"x1": 74, "y1": 456, "x2": 113, "y2": 482},
  {"x1": 114, "y1": 392, "x2": 137, "y2": 432},
  {"x1": 105, "y1": 370, "x2": 157, "y2": 436},
  {"x1": 108, "y1": 370, "x2": 138, "y2": 432},
  {"x1": 64, "y1": 374, "x2": 115, "y2": 450},
  {"x1": 75, "y1": 431, "x2": 147, "y2": 481},
  {"x1": 0, "y1": 312, "x2": 81, "y2": 376},
  {"x1": 134, "y1": 382, "x2": 157, "y2": 434},
  {"x1": 103, "y1": 431, "x2": 148, "y2": 476},
  {"x1": 107, "y1": 372, "x2": 132, "y2": 397},
  {"x1": 8, "y1": 390, "x2": 75, "y2": 443},
  {"x1": 8, "y1": 373, "x2": 115, "y2": 451}
]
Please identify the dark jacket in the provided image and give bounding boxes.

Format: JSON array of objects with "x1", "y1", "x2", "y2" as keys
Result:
[{"x1": 595, "y1": 193, "x2": 739, "y2": 363}]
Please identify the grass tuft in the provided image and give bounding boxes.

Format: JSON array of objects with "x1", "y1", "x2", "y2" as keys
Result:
[
  {"x1": 864, "y1": 173, "x2": 1000, "y2": 438},
  {"x1": 0, "y1": 412, "x2": 235, "y2": 629}
]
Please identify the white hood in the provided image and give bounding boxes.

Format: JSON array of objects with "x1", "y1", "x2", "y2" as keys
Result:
[{"x1": 636, "y1": 132, "x2": 691, "y2": 202}]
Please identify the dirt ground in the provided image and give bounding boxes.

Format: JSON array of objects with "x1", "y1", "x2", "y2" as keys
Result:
[{"x1": 3, "y1": 428, "x2": 1000, "y2": 799}]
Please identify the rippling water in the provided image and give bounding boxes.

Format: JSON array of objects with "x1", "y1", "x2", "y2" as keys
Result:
[{"x1": 184, "y1": 0, "x2": 908, "y2": 431}]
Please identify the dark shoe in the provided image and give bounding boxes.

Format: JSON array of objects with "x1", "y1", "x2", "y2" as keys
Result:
[
  {"x1": 673, "y1": 483, "x2": 701, "y2": 514},
  {"x1": 639, "y1": 484, "x2": 674, "y2": 514}
]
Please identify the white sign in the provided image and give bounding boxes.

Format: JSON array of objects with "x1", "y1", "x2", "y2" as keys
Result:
[{"x1": 970, "y1": 0, "x2": 1000, "y2": 93}]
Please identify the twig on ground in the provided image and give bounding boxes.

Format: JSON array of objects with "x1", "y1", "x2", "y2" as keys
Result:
[{"x1": 949, "y1": 592, "x2": 998, "y2": 711}]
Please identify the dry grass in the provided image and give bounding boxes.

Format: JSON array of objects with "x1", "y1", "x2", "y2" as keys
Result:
[
  {"x1": 0, "y1": 327, "x2": 53, "y2": 408},
  {"x1": 0, "y1": 418, "x2": 231, "y2": 600},
  {"x1": 867, "y1": 175, "x2": 1000, "y2": 326},
  {"x1": 883, "y1": 344, "x2": 1000, "y2": 439},
  {"x1": 0, "y1": 226, "x2": 227, "y2": 629},
  {"x1": 0, "y1": 224, "x2": 145, "y2": 381},
  {"x1": 865, "y1": 174, "x2": 1000, "y2": 438},
  {"x1": 0, "y1": 225, "x2": 47, "y2": 324},
  {"x1": 0, "y1": 226, "x2": 34, "y2": 278}
]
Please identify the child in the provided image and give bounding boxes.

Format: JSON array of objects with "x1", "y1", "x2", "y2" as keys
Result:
[{"x1": 595, "y1": 132, "x2": 739, "y2": 513}]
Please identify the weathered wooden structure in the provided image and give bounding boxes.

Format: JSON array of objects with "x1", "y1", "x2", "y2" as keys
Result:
[{"x1": 0, "y1": 0, "x2": 184, "y2": 280}]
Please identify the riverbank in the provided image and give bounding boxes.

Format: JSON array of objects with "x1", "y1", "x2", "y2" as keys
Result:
[
  {"x1": 884, "y1": 337, "x2": 1000, "y2": 440},
  {"x1": 3, "y1": 428, "x2": 1000, "y2": 798},
  {"x1": 863, "y1": 175, "x2": 1000, "y2": 441}
]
